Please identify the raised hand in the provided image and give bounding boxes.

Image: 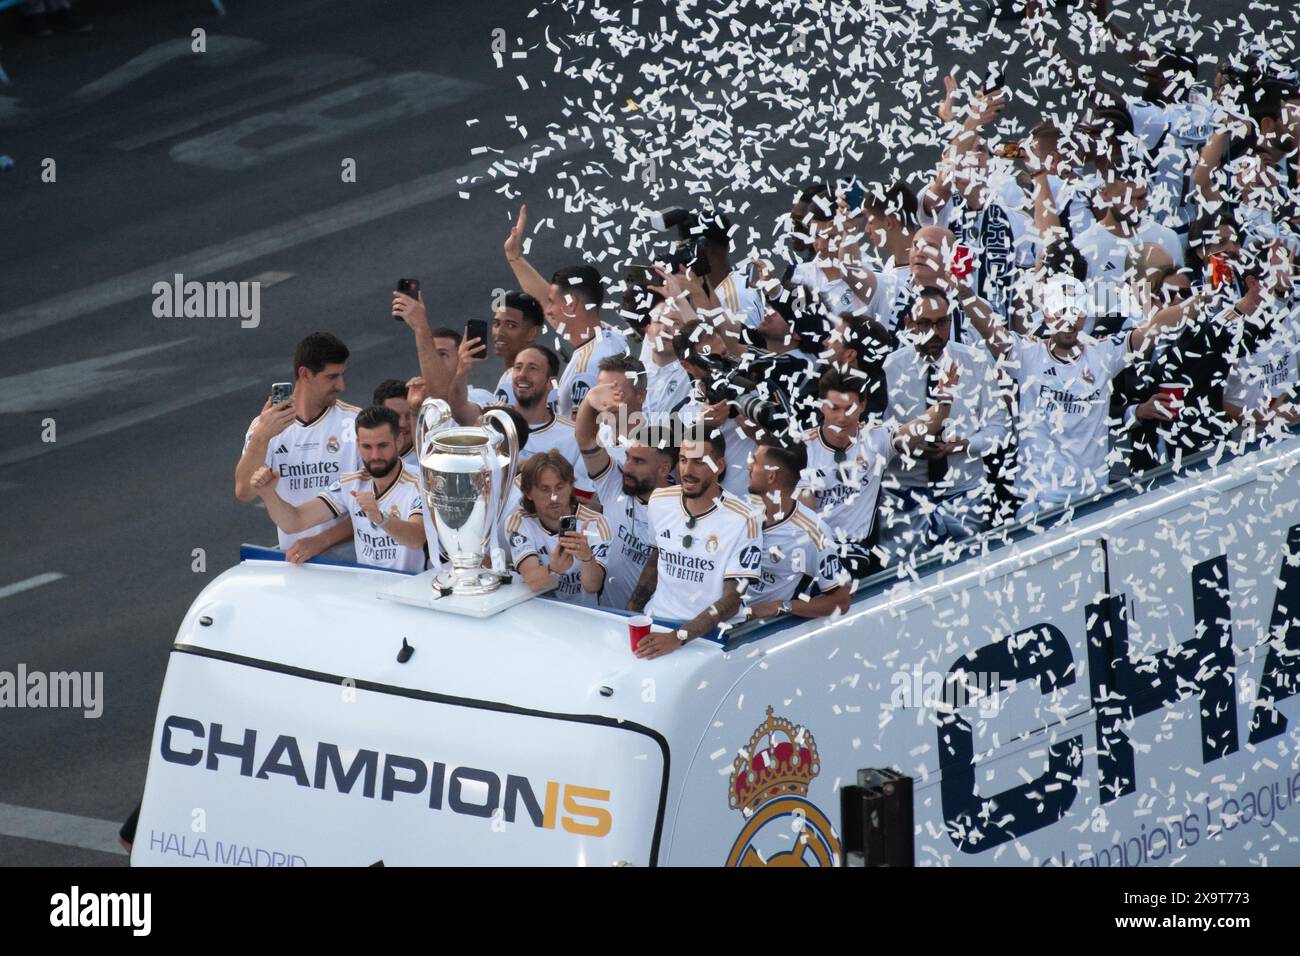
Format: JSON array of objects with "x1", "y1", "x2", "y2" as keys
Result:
[{"x1": 504, "y1": 205, "x2": 528, "y2": 263}]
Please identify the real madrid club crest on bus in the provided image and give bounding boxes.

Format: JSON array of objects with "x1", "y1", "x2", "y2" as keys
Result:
[{"x1": 726, "y1": 707, "x2": 841, "y2": 866}]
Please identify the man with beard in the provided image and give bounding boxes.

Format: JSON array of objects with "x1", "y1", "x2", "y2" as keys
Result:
[
  {"x1": 372, "y1": 379, "x2": 416, "y2": 469},
  {"x1": 575, "y1": 381, "x2": 676, "y2": 609},
  {"x1": 628, "y1": 433, "x2": 764, "y2": 659},
  {"x1": 248, "y1": 405, "x2": 427, "y2": 572},
  {"x1": 486, "y1": 290, "x2": 555, "y2": 407}
]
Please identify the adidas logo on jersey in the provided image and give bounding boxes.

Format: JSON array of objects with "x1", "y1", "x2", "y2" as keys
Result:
[
  {"x1": 660, "y1": 529, "x2": 672, "y2": 539},
  {"x1": 274, "y1": 445, "x2": 289, "y2": 455}
]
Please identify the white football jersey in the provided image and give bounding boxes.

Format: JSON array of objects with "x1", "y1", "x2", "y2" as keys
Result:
[
  {"x1": 557, "y1": 324, "x2": 631, "y2": 416},
  {"x1": 317, "y1": 463, "x2": 425, "y2": 573},
  {"x1": 645, "y1": 487, "x2": 763, "y2": 623},
  {"x1": 745, "y1": 496, "x2": 846, "y2": 605},
  {"x1": 244, "y1": 401, "x2": 360, "y2": 550},
  {"x1": 589, "y1": 457, "x2": 657, "y2": 611},
  {"x1": 517, "y1": 413, "x2": 593, "y2": 494},
  {"x1": 714, "y1": 270, "x2": 766, "y2": 329},
  {"x1": 1010, "y1": 332, "x2": 1130, "y2": 504},
  {"x1": 799, "y1": 425, "x2": 896, "y2": 544},
  {"x1": 504, "y1": 504, "x2": 611, "y2": 607},
  {"x1": 1224, "y1": 307, "x2": 1300, "y2": 415}
]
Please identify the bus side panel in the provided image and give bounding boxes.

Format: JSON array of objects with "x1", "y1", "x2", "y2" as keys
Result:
[
  {"x1": 670, "y1": 465, "x2": 1300, "y2": 866},
  {"x1": 132, "y1": 652, "x2": 666, "y2": 866}
]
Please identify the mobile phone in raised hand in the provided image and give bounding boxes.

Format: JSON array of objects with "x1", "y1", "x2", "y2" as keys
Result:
[
  {"x1": 270, "y1": 382, "x2": 293, "y2": 405},
  {"x1": 559, "y1": 515, "x2": 578, "y2": 534},
  {"x1": 395, "y1": 278, "x2": 420, "y2": 320},
  {"x1": 465, "y1": 319, "x2": 489, "y2": 357}
]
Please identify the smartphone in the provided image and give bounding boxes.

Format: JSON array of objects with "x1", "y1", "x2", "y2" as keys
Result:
[
  {"x1": 559, "y1": 515, "x2": 578, "y2": 534},
  {"x1": 270, "y1": 382, "x2": 293, "y2": 406},
  {"x1": 984, "y1": 64, "x2": 1003, "y2": 94},
  {"x1": 625, "y1": 263, "x2": 657, "y2": 289},
  {"x1": 465, "y1": 319, "x2": 489, "y2": 357},
  {"x1": 395, "y1": 278, "x2": 420, "y2": 320}
]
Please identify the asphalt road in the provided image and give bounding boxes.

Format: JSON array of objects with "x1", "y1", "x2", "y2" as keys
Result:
[{"x1": 0, "y1": 0, "x2": 1269, "y2": 865}]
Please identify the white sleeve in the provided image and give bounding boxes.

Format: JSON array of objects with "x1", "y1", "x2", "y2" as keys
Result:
[{"x1": 316, "y1": 480, "x2": 348, "y2": 519}]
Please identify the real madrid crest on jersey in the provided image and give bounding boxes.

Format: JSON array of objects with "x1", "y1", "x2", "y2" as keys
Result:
[
  {"x1": 326, "y1": 435, "x2": 341, "y2": 454},
  {"x1": 725, "y1": 706, "x2": 841, "y2": 866}
]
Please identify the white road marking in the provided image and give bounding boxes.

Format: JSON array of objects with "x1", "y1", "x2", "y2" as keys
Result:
[
  {"x1": 113, "y1": 54, "x2": 374, "y2": 151},
  {"x1": 0, "y1": 333, "x2": 389, "y2": 468},
  {"x1": 244, "y1": 271, "x2": 294, "y2": 288},
  {"x1": 0, "y1": 136, "x2": 583, "y2": 345},
  {"x1": 73, "y1": 35, "x2": 264, "y2": 104},
  {"x1": 169, "y1": 71, "x2": 484, "y2": 170},
  {"x1": 0, "y1": 801, "x2": 126, "y2": 856},
  {"x1": 0, "y1": 573, "x2": 65, "y2": 600},
  {"x1": 0, "y1": 340, "x2": 189, "y2": 414}
]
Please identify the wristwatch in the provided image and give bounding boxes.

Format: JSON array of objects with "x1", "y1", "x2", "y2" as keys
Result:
[
  {"x1": 675, "y1": 628, "x2": 690, "y2": 643},
  {"x1": 779, "y1": 600, "x2": 793, "y2": 616}
]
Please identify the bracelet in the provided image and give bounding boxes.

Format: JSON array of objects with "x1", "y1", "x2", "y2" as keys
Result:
[{"x1": 579, "y1": 445, "x2": 600, "y2": 455}]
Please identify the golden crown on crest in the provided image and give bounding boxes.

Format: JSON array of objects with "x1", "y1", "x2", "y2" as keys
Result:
[{"x1": 728, "y1": 706, "x2": 821, "y2": 815}]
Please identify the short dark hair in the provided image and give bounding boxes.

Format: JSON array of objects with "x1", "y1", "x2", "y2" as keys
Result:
[
  {"x1": 671, "y1": 318, "x2": 713, "y2": 365},
  {"x1": 597, "y1": 354, "x2": 647, "y2": 389},
  {"x1": 758, "y1": 442, "x2": 806, "y2": 487},
  {"x1": 1041, "y1": 238, "x2": 1088, "y2": 282},
  {"x1": 683, "y1": 428, "x2": 726, "y2": 464},
  {"x1": 293, "y1": 332, "x2": 349, "y2": 378},
  {"x1": 550, "y1": 265, "x2": 604, "y2": 310},
  {"x1": 503, "y1": 291, "x2": 545, "y2": 327},
  {"x1": 372, "y1": 379, "x2": 408, "y2": 405},
  {"x1": 911, "y1": 285, "x2": 950, "y2": 311},
  {"x1": 432, "y1": 327, "x2": 463, "y2": 346},
  {"x1": 862, "y1": 181, "x2": 919, "y2": 230},
  {"x1": 354, "y1": 404, "x2": 400, "y2": 439},
  {"x1": 819, "y1": 367, "x2": 866, "y2": 402},
  {"x1": 518, "y1": 344, "x2": 561, "y2": 379}
]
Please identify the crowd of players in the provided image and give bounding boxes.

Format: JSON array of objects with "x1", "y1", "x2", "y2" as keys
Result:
[{"x1": 232, "y1": 37, "x2": 1300, "y2": 658}]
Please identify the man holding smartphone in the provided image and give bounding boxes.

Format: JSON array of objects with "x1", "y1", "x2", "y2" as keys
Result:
[{"x1": 235, "y1": 332, "x2": 360, "y2": 562}]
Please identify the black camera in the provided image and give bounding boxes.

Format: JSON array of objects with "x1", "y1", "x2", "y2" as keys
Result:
[
  {"x1": 694, "y1": 353, "x2": 793, "y2": 437},
  {"x1": 648, "y1": 206, "x2": 731, "y2": 277}
]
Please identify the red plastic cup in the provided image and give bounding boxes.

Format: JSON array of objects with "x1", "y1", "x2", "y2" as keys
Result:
[
  {"x1": 629, "y1": 615, "x2": 652, "y2": 652},
  {"x1": 951, "y1": 244, "x2": 975, "y2": 280},
  {"x1": 1158, "y1": 383, "x2": 1186, "y2": 418}
]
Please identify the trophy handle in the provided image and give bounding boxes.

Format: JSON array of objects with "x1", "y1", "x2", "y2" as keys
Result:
[
  {"x1": 481, "y1": 407, "x2": 521, "y2": 534},
  {"x1": 414, "y1": 399, "x2": 454, "y2": 472}
]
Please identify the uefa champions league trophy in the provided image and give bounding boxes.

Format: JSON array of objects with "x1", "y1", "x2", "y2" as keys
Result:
[{"x1": 413, "y1": 398, "x2": 520, "y2": 596}]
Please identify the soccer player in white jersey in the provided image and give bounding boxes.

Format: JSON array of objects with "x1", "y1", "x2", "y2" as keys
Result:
[
  {"x1": 486, "y1": 291, "x2": 556, "y2": 407},
  {"x1": 961, "y1": 272, "x2": 1191, "y2": 519},
  {"x1": 745, "y1": 443, "x2": 850, "y2": 621},
  {"x1": 628, "y1": 433, "x2": 764, "y2": 659},
  {"x1": 235, "y1": 332, "x2": 360, "y2": 562},
  {"x1": 575, "y1": 381, "x2": 676, "y2": 610},
  {"x1": 500, "y1": 206, "x2": 630, "y2": 415},
  {"x1": 248, "y1": 406, "x2": 426, "y2": 572},
  {"x1": 506, "y1": 452, "x2": 610, "y2": 607},
  {"x1": 798, "y1": 368, "x2": 953, "y2": 578},
  {"x1": 372, "y1": 379, "x2": 415, "y2": 468}
]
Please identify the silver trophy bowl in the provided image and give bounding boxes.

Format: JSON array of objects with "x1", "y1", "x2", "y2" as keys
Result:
[{"x1": 415, "y1": 399, "x2": 519, "y2": 596}]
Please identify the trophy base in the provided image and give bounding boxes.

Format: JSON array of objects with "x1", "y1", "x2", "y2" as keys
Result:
[
  {"x1": 377, "y1": 569, "x2": 549, "y2": 618},
  {"x1": 435, "y1": 568, "x2": 504, "y2": 597}
]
